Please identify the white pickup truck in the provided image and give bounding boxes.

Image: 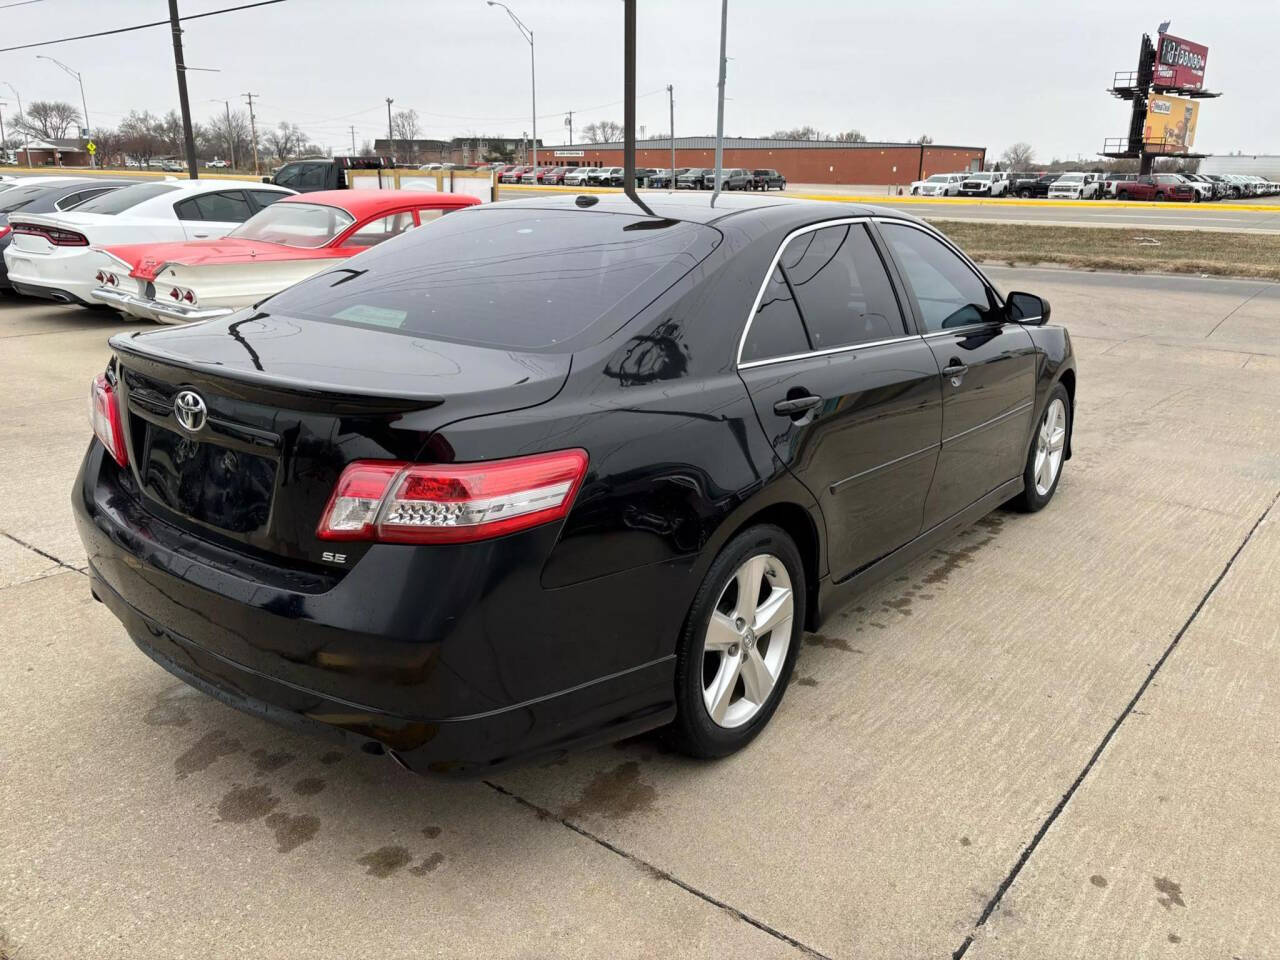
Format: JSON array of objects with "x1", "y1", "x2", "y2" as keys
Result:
[
  {"x1": 1047, "y1": 173, "x2": 1102, "y2": 199},
  {"x1": 959, "y1": 172, "x2": 1009, "y2": 197}
]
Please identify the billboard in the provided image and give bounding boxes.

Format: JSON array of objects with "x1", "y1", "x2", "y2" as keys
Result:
[
  {"x1": 1144, "y1": 94, "x2": 1199, "y2": 153},
  {"x1": 1155, "y1": 33, "x2": 1209, "y2": 90}
]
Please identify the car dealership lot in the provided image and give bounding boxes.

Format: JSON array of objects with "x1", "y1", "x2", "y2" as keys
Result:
[{"x1": 2, "y1": 268, "x2": 1278, "y2": 958}]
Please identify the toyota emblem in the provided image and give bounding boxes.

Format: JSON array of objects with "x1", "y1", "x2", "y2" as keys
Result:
[{"x1": 173, "y1": 390, "x2": 207, "y2": 433}]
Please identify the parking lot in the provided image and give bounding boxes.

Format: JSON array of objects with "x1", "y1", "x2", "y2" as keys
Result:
[{"x1": 1, "y1": 266, "x2": 1278, "y2": 959}]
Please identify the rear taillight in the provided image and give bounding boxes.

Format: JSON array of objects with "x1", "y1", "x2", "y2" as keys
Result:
[
  {"x1": 0, "y1": 225, "x2": 10, "y2": 241},
  {"x1": 13, "y1": 223, "x2": 89, "y2": 246},
  {"x1": 88, "y1": 373, "x2": 128, "y2": 467},
  {"x1": 169, "y1": 285, "x2": 196, "y2": 304},
  {"x1": 95, "y1": 270, "x2": 119, "y2": 287},
  {"x1": 317, "y1": 449, "x2": 589, "y2": 544}
]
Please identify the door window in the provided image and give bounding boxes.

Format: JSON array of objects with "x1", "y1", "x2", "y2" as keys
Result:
[
  {"x1": 879, "y1": 223, "x2": 997, "y2": 332},
  {"x1": 248, "y1": 190, "x2": 288, "y2": 211},
  {"x1": 177, "y1": 191, "x2": 253, "y2": 222},
  {"x1": 340, "y1": 211, "x2": 417, "y2": 248},
  {"x1": 741, "y1": 266, "x2": 810, "y2": 363},
  {"x1": 780, "y1": 224, "x2": 905, "y2": 349}
]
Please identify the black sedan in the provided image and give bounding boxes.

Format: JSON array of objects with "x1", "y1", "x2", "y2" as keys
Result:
[
  {"x1": 1, "y1": 177, "x2": 131, "y2": 291},
  {"x1": 75, "y1": 193, "x2": 1075, "y2": 775}
]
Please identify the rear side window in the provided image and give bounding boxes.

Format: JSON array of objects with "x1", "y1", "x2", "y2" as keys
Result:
[
  {"x1": 265, "y1": 208, "x2": 721, "y2": 351},
  {"x1": 73, "y1": 182, "x2": 179, "y2": 215},
  {"x1": 340, "y1": 211, "x2": 416, "y2": 248},
  {"x1": 177, "y1": 190, "x2": 253, "y2": 222},
  {"x1": 780, "y1": 224, "x2": 905, "y2": 349},
  {"x1": 741, "y1": 267, "x2": 809, "y2": 363}
]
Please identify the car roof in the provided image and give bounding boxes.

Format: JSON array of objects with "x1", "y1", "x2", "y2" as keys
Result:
[
  {"x1": 166, "y1": 178, "x2": 290, "y2": 196},
  {"x1": 277, "y1": 189, "x2": 478, "y2": 218},
  {"x1": 484, "y1": 191, "x2": 918, "y2": 231}
]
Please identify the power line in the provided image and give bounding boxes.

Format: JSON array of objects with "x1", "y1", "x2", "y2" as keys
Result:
[
  {"x1": 0, "y1": 0, "x2": 47, "y2": 9},
  {"x1": 0, "y1": 0, "x2": 287, "y2": 54}
]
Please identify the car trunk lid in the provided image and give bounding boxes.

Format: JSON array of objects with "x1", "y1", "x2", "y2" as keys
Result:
[{"x1": 108, "y1": 312, "x2": 571, "y2": 568}]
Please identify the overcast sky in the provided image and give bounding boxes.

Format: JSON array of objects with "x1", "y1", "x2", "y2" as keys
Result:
[{"x1": 0, "y1": 0, "x2": 1275, "y2": 162}]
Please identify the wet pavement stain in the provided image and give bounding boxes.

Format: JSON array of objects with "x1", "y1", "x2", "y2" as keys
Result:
[
  {"x1": 1155, "y1": 876, "x2": 1186, "y2": 910},
  {"x1": 175, "y1": 730, "x2": 242, "y2": 780},
  {"x1": 881, "y1": 596, "x2": 913, "y2": 615},
  {"x1": 922, "y1": 537, "x2": 996, "y2": 585},
  {"x1": 264, "y1": 812, "x2": 320, "y2": 853},
  {"x1": 217, "y1": 783, "x2": 280, "y2": 824},
  {"x1": 1090, "y1": 874, "x2": 1108, "y2": 888},
  {"x1": 249, "y1": 748, "x2": 296, "y2": 774},
  {"x1": 564, "y1": 761, "x2": 657, "y2": 821},
  {"x1": 144, "y1": 690, "x2": 191, "y2": 728},
  {"x1": 293, "y1": 777, "x2": 326, "y2": 796},
  {"x1": 804, "y1": 632, "x2": 862, "y2": 653},
  {"x1": 422, "y1": 825, "x2": 442, "y2": 839},
  {"x1": 959, "y1": 836, "x2": 972, "y2": 847},
  {"x1": 409, "y1": 852, "x2": 445, "y2": 876},
  {"x1": 357, "y1": 845, "x2": 412, "y2": 878},
  {"x1": 319, "y1": 750, "x2": 345, "y2": 765},
  {"x1": 1168, "y1": 933, "x2": 1182, "y2": 944},
  {"x1": 793, "y1": 675, "x2": 819, "y2": 687}
]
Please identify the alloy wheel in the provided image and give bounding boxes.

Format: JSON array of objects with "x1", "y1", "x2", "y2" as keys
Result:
[
  {"x1": 1033, "y1": 397, "x2": 1067, "y2": 496},
  {"x1": 701, "y1": 553, "x2": 794, "y2": 728}
]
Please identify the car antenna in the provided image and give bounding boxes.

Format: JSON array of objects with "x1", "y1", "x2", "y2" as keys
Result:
[{"x1": 621, "y1": 0, "x2": 656, "y2": 218}]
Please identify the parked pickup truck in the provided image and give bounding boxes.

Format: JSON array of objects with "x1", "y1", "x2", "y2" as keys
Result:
[
  {"x1": 1009, "y1": 173, "x2": 1061, "y2": 198},
  {"x1": 265, "y1": 156, "x2": 393, "y2": 192},
  {"x1": 750, "y1": 168, "x2": 787, "y2": 190},
  {"x1": 959, "y1": 172, "x2": 1009, "y2": 196},
  {"x1": 1115, "y1": 174, "x2": 1195, "y2": 202}
]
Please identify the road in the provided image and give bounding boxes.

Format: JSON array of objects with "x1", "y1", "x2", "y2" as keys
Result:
[{"x1": 2, "y1": 271, "x2": 1279, "y2": 959}]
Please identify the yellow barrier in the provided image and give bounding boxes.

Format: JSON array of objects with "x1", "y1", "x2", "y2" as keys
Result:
[{"x1": 1, "y1": 165, "x2": 269, "y2": 181}]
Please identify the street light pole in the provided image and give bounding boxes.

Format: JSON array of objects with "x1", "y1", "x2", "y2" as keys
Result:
[
  {"x1": 208, "y1": 98, "x2": 235, "y2": 169},
  {"x1": 487, "y1": 2, "x2": 536, "y2": 173},
  {"x1": 1, "y1": 82, "x2": 30, "y2": 167},
  {"x1": 711, "y1": 0, "x2": 728, "y2": 206},
  {"x1": 385, "y1": 97, "x2": 394, "y2": 160},
  {"x1": 36, "y1": 55, "x2": 92, "y2": 167},
  {"x1": 667, "y1": 84, "x2": 675, "y2": 189}
]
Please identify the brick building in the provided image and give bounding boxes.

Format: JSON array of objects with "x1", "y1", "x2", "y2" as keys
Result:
[{"x1": 542, "y1": 137, "x2": 986, "y2": 186}]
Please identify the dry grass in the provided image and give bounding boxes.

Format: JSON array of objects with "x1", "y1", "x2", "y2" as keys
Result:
[{"x1": 927, "y1": 220, "x2": 1280, "y2": 281}]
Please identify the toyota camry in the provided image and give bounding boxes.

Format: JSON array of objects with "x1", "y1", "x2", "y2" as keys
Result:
[{"x1": 74, "y1": 192, "x2": 1075, "y2": 775}]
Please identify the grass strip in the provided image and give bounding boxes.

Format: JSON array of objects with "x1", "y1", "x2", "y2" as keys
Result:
[{"x1": 927, "y1": 220, "x2": 1280, "y2": 281}]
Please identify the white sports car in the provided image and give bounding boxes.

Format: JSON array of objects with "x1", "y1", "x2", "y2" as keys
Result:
[{"x1": 3, "y1": 179, "x2": 293, "y2": 306}]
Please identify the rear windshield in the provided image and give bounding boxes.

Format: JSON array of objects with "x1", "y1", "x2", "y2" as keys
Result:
[
  {"x1": 264, "y1": 207, "x2": 721, "y2": 351},
  {"x1": 0, "y1": 184, "x2": 55, "y2": 213},
  {"x1": 74, "y1": 182, "x2": 179, "y2": 215}
]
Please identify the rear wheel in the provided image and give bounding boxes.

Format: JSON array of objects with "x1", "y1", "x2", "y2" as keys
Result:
[
  {"x1": 669, "y1": 525, "x2": 805, "y2": 757},
  {"x1": 1018, "y1": 189, "x2": 1031, "y2": 198}
]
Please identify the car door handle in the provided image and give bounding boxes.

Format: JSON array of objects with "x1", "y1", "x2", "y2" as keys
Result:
[
  {"x1": 773, "y1": 394, "x2": 823, "y2": 416},
  {"x1": 941, "y1": 362, "x2": 968, "y2": 376}
]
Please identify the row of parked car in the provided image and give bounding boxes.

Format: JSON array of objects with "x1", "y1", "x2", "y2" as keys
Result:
[
  {"x1": 494, "y1": 164, "x2": 787, "y2": 191},
  {"x1": 0, "y1": 173, "x2": 477, "y2": 324},
  {"x1": 911, "y1": 169, "x2": 1279, "y2": 201}
]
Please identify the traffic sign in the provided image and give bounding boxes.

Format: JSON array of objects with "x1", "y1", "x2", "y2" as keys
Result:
[{"x1": 86, "y1": 141, "x2": 97, "y2": 155}]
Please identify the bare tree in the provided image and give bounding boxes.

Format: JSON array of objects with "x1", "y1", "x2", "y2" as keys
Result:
[
  {"x1": 359, "y1": 139, "x2": 375, "y2": 157},
  {"x1": 916, "y1": 134, "x2": 934, "y2": 145},
  {"x1": 118, "y1": 111, "x2": 163, "y2": 164},
  {"x1": 1000, "y1": 142, "x2": 1035, "y2": 170},
  {"x1": 391, "y1": 108, "x2": 421, "y2": 161},
  {"x1": 263, "y1": 121, "x2": 307, "y2": 162},
  {"x1": 834, "y1": 129, "x2": 868, "y2": 143},
  {"x1": 581, "y1": 120, "x2": 622, "y2": 143},
  {"x1": 206, "y1": 109, "x2": 253, "y2": 168},
  {"x1": 769, "y1": 125, "x2": 826, "y2": 140},
  {"x1": 16, "y1": 100, "x2": 83, "y2": 140}
]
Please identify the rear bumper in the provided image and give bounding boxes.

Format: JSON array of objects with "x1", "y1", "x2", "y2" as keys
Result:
[
  {"x1": 90, "y1": 286, "x2": 233, "y2": 324},
  {"x1": 73, "y1": 444, "x2": 679, "y2": 776},
  {"x1": 9, "y1": 278, "x2": 96, "y2": 305}
]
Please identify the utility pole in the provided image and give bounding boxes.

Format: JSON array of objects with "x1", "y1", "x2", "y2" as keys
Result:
[
  {"x1": 349, "y1": 125, "x2": 356, "y2": 154},
  {"x1": 385, "y1": 97, "x2": 394, "y2": 160},
  {"x1": 167, "y1": 0, "x2": 199, "y2": 178},
  {"x1": 243, "y1": 92, "x2": 260, "y2": 176},
  {"x1": 667, "y1": 84, "x2": 675, "y2": 186},
  {"x1": 564, "y1": 110, "x2": 573, "y2": 146},
  {"x1": 208, "y1": 98, "x2": 235, "y2": 169},
  {"x1": 711, "y1": 0, "x2": 728, "y2": 206}
]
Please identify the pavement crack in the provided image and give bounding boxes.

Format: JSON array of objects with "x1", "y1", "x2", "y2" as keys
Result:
[
  {"x1": 951, "y1": 486, "x2": 1280, "y2": 960},
  {"x1": 1204, "y1": 283, "x2": 1273, "y2": 339},
  {"x1": 1, "y1": 531, "x2": 85, "y2": 578},
  {"x1": 484, "y1": 779, "x2": 834, "y2": 959}
]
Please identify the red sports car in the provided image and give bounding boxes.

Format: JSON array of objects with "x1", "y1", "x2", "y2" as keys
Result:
[{"x1": 91, "y1": 190, "x2": 480, "y2": 324}]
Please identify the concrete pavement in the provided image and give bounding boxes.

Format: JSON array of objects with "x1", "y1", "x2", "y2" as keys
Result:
[{"x1": 1, "y1": 269, "x2": 1278, "y2": 959}]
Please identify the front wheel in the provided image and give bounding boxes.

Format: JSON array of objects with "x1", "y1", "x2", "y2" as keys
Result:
[
  {"x1": 668, "y1": 525, "x2": 806, "y2": 758},
  {"x1": 1019, "y1": 189, "x2": 1031, "y2": 198},
  {"x1": 1014, "y1": 384, "x2": 1070, "y2": 512}
]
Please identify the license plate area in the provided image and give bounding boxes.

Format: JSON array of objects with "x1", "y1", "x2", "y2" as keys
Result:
[{"x1": 140, "y1": 423, "x2": 276, "y2": 535}]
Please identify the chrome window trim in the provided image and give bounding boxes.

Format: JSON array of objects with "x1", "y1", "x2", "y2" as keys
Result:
[
  {"x1": 871, "y1": 216, "x2": 1004, "y2": 309},
  {"x1": 735, "y1": 215, "x2": 916, "y2": 368}
]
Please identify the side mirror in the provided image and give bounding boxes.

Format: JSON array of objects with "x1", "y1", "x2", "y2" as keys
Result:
[
  {"x1": 261, "y1": 176, "x2": 271, "y2": 184},
  {"x1": 1006, "y1": 291, "x2": 1050, "y2": 325}
]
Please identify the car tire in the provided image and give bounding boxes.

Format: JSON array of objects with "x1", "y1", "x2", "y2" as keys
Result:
[
  {"x1": 1014, "y1": 383, "x2": 1070, "y2": 513},
  {"x1": 668, "y1": 524, "x2": 806, "y2": 758},
  {"x1": 1018, "y1": 189, "x2": 1031, "y2": 199},
  {"x1": 1155, "y1": 192, "x2": 1165, "y2": 201}
]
